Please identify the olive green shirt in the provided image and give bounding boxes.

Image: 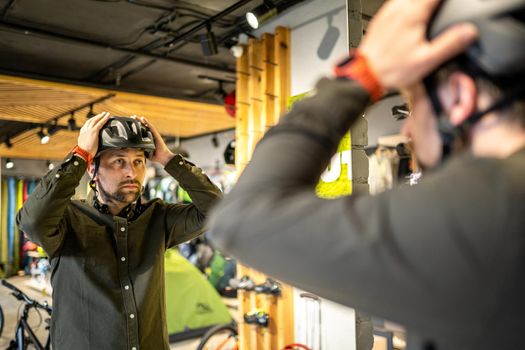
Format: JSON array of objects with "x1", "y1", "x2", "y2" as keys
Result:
[
  {"x1": 209, "y1": 78, "x2": 525, "y2": 349},
  {"x1": 17, "y1": 153, "x2": 222, "y2": 350}
]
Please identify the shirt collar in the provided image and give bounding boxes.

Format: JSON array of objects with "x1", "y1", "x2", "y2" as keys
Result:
[{"x1": 90, "y1": 193, "x2": 143, "y2": 220}]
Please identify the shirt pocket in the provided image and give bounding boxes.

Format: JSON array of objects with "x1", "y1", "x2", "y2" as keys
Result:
[{"x1": 81, "y1": 225, "x2": 117, "y2": 269}]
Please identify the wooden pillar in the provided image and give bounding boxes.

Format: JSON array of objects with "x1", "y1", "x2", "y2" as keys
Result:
[{"x1": 235, "y1": 26, "x2": 293, "y2": 350}]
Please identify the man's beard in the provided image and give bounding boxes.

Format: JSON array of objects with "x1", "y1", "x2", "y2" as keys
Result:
[{"x1": 97, "y1": 180, "x2": 141, "y2": 205}]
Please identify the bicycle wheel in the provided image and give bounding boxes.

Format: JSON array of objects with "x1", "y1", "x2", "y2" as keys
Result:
[
  {"x1": 197, "y1": 323, "x2": 238, "y2": 350},
  {"x1": 0, "y1": 305, "x2": 4, "y2": 337}
]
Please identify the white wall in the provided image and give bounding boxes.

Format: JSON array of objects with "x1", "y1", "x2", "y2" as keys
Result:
[
  {"x1": 254, "y1": 0, "x2": 348, "y2": 96},
  {"x1": 366, "y1": 95, "x2": 405, "y2": 146},
  {"x1": 178, "y1": 129, "x2": 235, "y2": 170}
]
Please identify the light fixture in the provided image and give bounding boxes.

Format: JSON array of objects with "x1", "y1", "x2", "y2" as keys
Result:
[
  {"x1": 214, "y1": 81, "x2": 228, "y2": 103},
  {"x1": 68, "y1": 113, "x2": 77, "y2": 131},
  {"x1": 230, "y1": 44, "x2": 244, "y2": 58},
  {"x1": 38, "y1": 128, "x2": 50, "y2": 144},
  {"x1": 47, "y1": 120, "x2": 60, "y2": 136},
  {"x1": 86, "y1": 105, "x2": 97, "y2": 119},
  {"x1": 317, "y1": 15, "x2": 340, "y2": 60},
  {"x1": 246, "y1": 1, "x2": 278, "y2": 29},
  {"x1": 3, "y1": 137, "x2": 12, "y2": 148},
  {"x1": 211, "y1": 133, "x2": 220, "y2": 148},
  {"x1": 199, "y1": 25, "x2": 218, "y2": 56},
  {"x1": 5, "y1": 158, "x2": 14, "y2": 169}
]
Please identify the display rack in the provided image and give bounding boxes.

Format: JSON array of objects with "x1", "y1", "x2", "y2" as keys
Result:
[{"x1": 235, "y1": 26, "x2": 294, "y2": 350}]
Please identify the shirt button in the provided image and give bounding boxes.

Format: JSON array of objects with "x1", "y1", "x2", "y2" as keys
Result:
[
  {"x1": 179, "y1": 161, "x2": 183, "y2": 165},
  {"x1": 124, "y1": 285, "x2": 130, "y2": 290},
  {"x1": 55, "y1": 174, "x2": 60, "y2": 178},
  {"x1": 120, "y1": 227, "x2": 125, "y2": 232},
  {"x1": 129, "y1": 314, "x2": 135, "y2": 319},
  {"x1": 131, "y1": 347, "x2": 137, "y2": 350},
  {"x1": 73, "y1": 161, "x2": 79, "y2": 166},
  {"x1": 121, "y1": 257, "x2": 126, "y2": 262}
]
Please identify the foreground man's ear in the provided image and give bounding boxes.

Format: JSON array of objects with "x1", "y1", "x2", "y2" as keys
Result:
[{"x1": 439, "y1": 71, "x2": 478, "y2": 127}]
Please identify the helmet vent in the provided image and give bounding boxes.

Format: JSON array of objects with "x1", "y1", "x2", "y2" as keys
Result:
[{"x1": 130, "y1": 122, "x2": 138, "y2": 135}]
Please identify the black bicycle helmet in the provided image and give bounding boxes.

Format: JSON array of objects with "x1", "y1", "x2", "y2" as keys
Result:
[
  {"x1": 97, "y1": 116, "x2": 156, "y2": 158},
  {"x1": 428, "y1": 0, "x2": 525, "y2": 78},
  {"x1": 223, "y1": 139, "x2": 235, "y2": 165},
  {"x1": 425, "y1": 0, "x2": 525, "y2": 160}
]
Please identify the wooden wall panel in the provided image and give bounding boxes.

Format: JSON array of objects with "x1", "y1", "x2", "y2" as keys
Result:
[
  {"x1": 235, "y1": 26, "x2": 293, "y2": 350},
  {"x1": 274, "y1": 27, "x2": 290, "y2": 125}
]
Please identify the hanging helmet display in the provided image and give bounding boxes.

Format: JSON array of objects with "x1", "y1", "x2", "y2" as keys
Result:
[
  {"x1": 224, "y1": 90, "x2": 236, "y2": 118},
  {"x1": 224, "y1": 139, "x2": 235, "y2": 165}
]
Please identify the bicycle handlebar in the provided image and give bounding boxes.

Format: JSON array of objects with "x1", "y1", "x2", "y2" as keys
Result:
[
  {"x1": 1, "y1": 278, "x2": 23, "y2": 294},
  {"x1": 1, "y1": 279, "x2": 52, "y2": 314}
]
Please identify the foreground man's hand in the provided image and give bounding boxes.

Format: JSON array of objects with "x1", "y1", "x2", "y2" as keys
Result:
[{"x1": 359, "y1": 0, "x2": 478, "y2": 90}]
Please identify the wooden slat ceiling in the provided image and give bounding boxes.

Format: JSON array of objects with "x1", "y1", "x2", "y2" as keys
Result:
[{"x1": 0, "y1": 74, "x2": 234, "y2": 160}]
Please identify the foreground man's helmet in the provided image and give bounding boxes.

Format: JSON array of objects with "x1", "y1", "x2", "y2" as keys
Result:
[
  {"x1": 425, "y1": 0, "x2": 525, "y2": 160},
  {"x1": 428, "y1": 0, "x2": 525, "y2": 78}
]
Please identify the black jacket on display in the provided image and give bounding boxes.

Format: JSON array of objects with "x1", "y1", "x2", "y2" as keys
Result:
[
  {"x1": 17, "y1": 154, "x2": 222, "y2": 350},
  {"x1": 209, "y1": 78, "x2": 525, "y2": 350}
]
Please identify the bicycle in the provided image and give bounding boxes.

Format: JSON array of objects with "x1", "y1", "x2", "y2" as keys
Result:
[
  {"x1": 0, "y1": 303, "x2": 4, "y2": 337},
  {"x1": 196, "y1": 322, "x2": 311, "y2": 350},
  {"x1": 1, "y1": 279, "x2": 52, "y2": 350},
  {"x1": 197, "y1": 323, "x2": 238, "y2": 350}
]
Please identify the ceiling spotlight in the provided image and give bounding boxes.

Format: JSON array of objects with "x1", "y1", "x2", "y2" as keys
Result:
[
  {"x1": 230, "y1": 44, "x2": 244, "y2": 58},
  {"x1": 211, "y1": 133, "x2": 220, "y2": 148},
  {"x1": 199, "y1": 25, "x2": 218, "y2": 56},
  {"x1": 46, "y1": 160, "x2": 55, "y2": 171},
  {"x1": 5, "y1": 158, "x2": 14, "y2": 169},
  {"x1": 38, "y1": 128, "x2": 50, "y2": 145},
  {"x1": 246, "y1": 1, "x2": 278, "y2": 29},
  {"x1": 4, "y1": 137, "x2": 12, "y2": 148},
  {"x1": 214, "y1": 82, "x2": 228, "y2": 103},
  {"x1": 68, "y1": 114, "x2": 77, "y2": 131},
  {"x1": 47, "y1": 121, "x2": 60, "y2": 136},
  {"x1": 86, "y1": 105, "x2": 97, "y2": 119}
]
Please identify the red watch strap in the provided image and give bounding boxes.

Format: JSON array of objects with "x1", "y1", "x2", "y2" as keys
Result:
[
  {"x1": 72, "y1": 145, "x2": 92, "y2": 168},
  {"x1": 333, "y1": 50, "x2": 383, "y2": 102}
]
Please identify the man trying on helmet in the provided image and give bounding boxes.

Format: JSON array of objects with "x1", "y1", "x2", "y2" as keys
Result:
[
  {"x1": 209, "y1": 0, "x2": 525, "y2": 349},
  {"x1": 17, "y1": 113, "x2": 222, "y2": 350},
  {"x1": 86, "y1": 114, "x2": 160, "y2": 216}
]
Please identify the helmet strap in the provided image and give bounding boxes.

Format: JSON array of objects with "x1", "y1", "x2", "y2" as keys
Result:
[
  {"x1": 423, "y1": 73, "x2": 525, "y2": 164},
  {"x1": 89, "y1": 158, "x2": 100, "y2": 196}
]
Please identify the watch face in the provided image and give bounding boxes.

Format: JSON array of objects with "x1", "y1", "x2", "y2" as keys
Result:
[
  {"x1": 335, "y1": 54, "x2": 356, "y2": 69},
  {"x1": 333, "y1": 50, "x2": 360, "y2": 79}
]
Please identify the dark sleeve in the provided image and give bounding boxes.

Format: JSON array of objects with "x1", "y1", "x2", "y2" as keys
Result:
[
  {"x1": 208, "y1": 77, "x2": 510, "y2": 331},
  {"x1": 163, "y1": 154, "x2": 223, "y2": 247},
  {"x1": 16, "y1": 153, "x2": 87, "y2": 258}
]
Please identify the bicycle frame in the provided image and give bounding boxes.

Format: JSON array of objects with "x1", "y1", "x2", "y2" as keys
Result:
[
  {"x1": 13, "y1": 303, "x2": 51, "y2": 350},
  {"x1": 1, "y1": 279, "x2": 52, "y2": 350}
]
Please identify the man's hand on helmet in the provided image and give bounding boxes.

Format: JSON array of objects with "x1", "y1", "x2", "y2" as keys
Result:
[
  {"x1": 359, "y1": 0, "x2": 478, "y2": 90},
  {"x1": 78, "y1": 112, "x2": 111, "y2": 157},
  {"x1": 131, "y1": 115, "x2": 175, "y2": 166}
]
